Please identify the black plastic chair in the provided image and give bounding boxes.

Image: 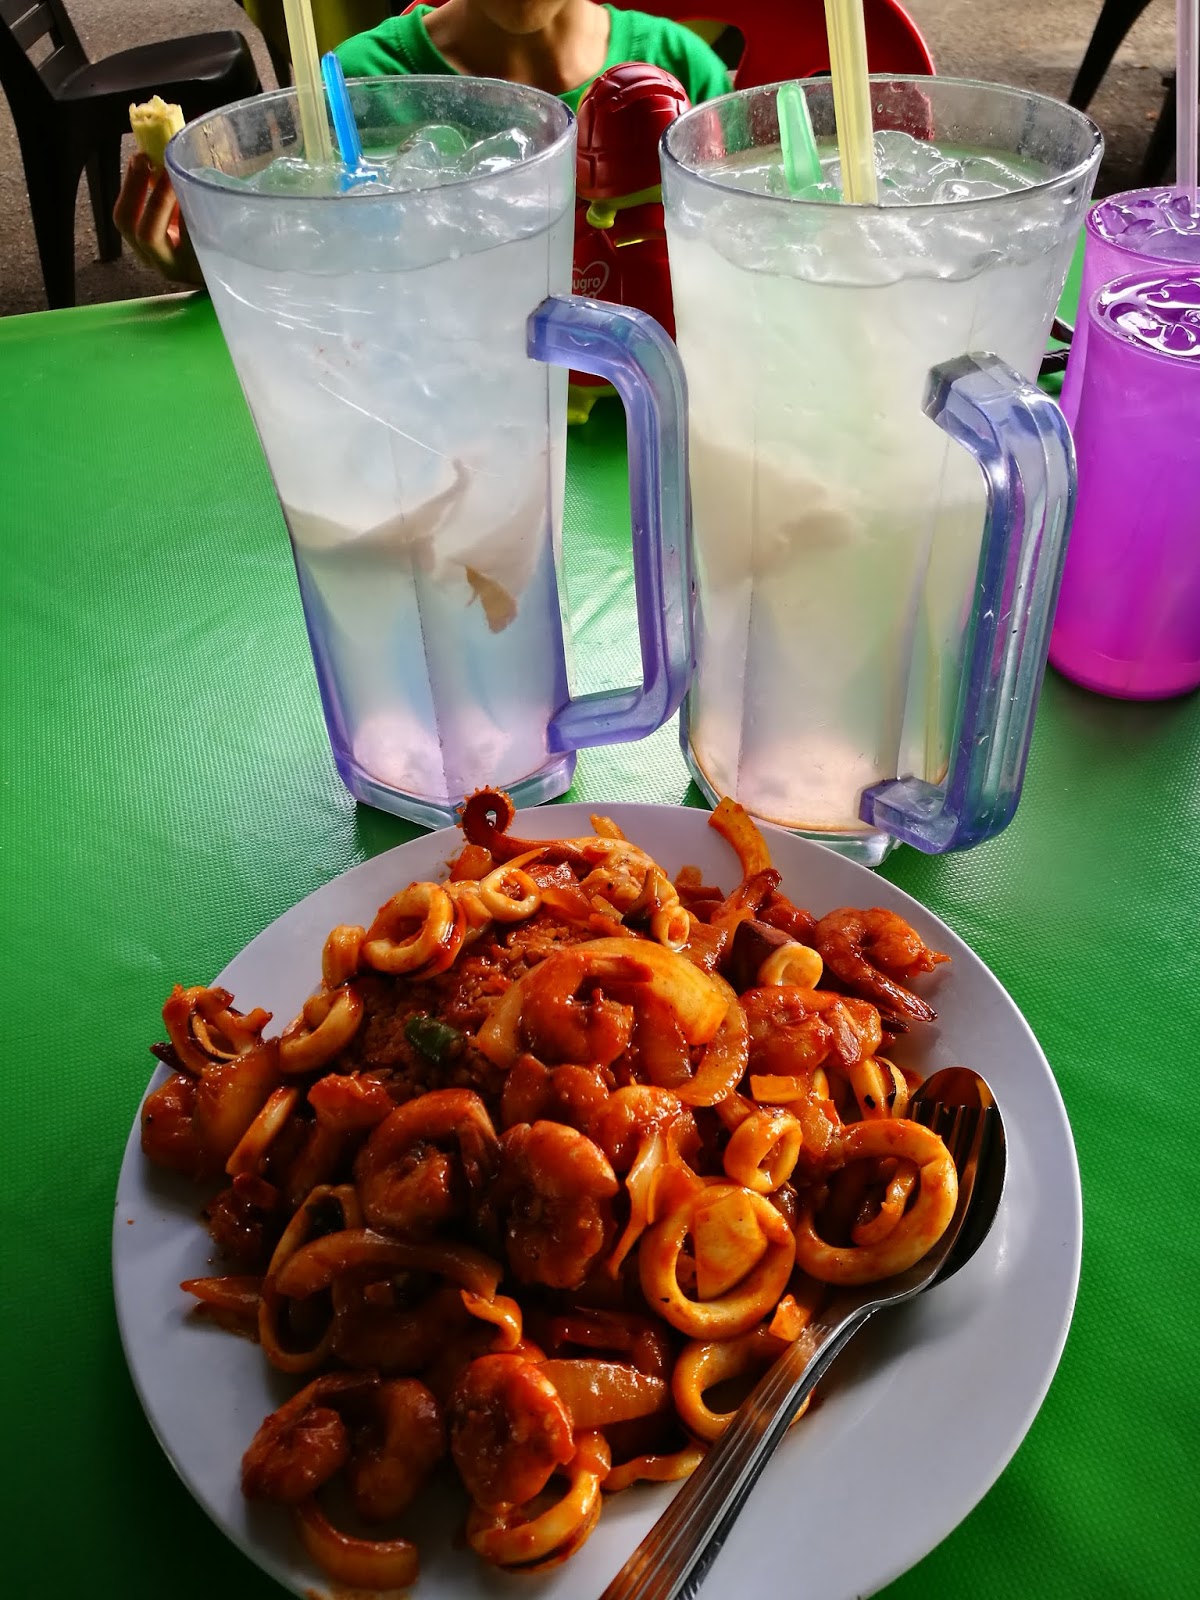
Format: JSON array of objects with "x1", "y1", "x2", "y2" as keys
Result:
[
  {"x1": 1068, "y1": 0, "x2": 1178, "y2": 183},
  {"x1": 0, "y1": 1, "x2": 261, "y2": 309}
]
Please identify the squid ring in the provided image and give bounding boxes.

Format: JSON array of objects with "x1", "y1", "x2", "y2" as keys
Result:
[
  {"x1": 278, "y1": 985, "x2": 364, "y2": 1076},
  {"x1": 722, "y1": 1108, "x2": 804, "y2": 1194},
  {"x1": 672, "y1": 995, "x2": 749, "y2": 1109},
  {"x1": 631, "y1": 865, "x2": 691, "y2": 950},
  {"x1": 880, "y1": 1057, "x2": 912, "y2": 1118},
  {"x1": 362, "y1": 883, "x2": 462, "y2": 975},
  {"x1": 273, "y1": 1228, "x2": 503, "y2": 1302},
  {"x1": 461, "y1": 1289, "x2": 524, "y2": 1351},
  {"x1": 758, "y1": 940, "x2": 824, "y2": 989},
  {"x1": 224, "y1": 1085, "x2": 300, "y2": 1177},
  {"x1": 639, "y1": 1188, "x2": 795, "y2": 1339},
  {"x1": 258, "y1": 1184, "x2": 362, "y2": 1374},
  {"x1": 293, "y1": 1498, "x2": 419, "y2": 1590},
  {"x1": 163, "y1": 984, "x2": 272, "y2": 1075},
  {"x1": 793, "y1": 1119, "x2": 958, "y2": 1284},
  {"x1": 320, "y1": 925, "x2": 365, "y2": 988},
  {"x1": 602, "y1": 1443, "x2": 706, "y2": 1493},
  {"x1": 446, "y1": 879, "x2": 496, "y2": 943},
  {"x1": 672, "y1": 1325, "x2": 799, "y2": 1442},
  {"x1": 838, "y1": 1054, "x2": 895, "y2": 1121},
  {"x1": 852, "y1": 1158, "x2": 920, "y2": 1247},
  {"x1": 478, "y1": 864, "x2": 543, "y2": 922},
  {"x1": 466, "y1": 1433, "x2": 611, "y2": 1570},
  {"x1": 651, "y1": 901, "x2": 692, "y2": 950}
]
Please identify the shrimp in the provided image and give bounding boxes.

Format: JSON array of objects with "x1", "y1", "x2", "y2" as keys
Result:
[
  {"x1": 345, "y1": 1379, "x2": 446, "y2": 1522},
  {"x1": 743, "y1": 986, "x2": 882, "y2": 1076},
  {"x1": 623, "y1": 990, "x2": 691, "y2": 1089},
  {"x1": 354, "y1": 1089, "x2": 498, "y2": 1237},
  {"x1": 332, "y1": 1279, "x2": 470, "y2": 1375},
  {"x1": 306, "y1": 1071, "x2": 395, "y2": 1133},
  {"x1": 518, "y1": 948, "x2": 636, "y2": 1068},
  {"x1": 759, "y1": 886, "x2": 819, "y2": 947},
  {"x1": 448, "y1": 1353, "x2": 575, "y2": 1511},
  {"x1": 477, "y1": 937, "x2": 728, "y2": 1071},
  {"x1": 593, "y1": 1086, "x2": 703, "y2": 1275},
  {"x1": 593, "y1": 1085, "x2": 698, "y2": 1175},
  {"x1": 140, "y1": 1039, "x2": 281, "y2": 1180},
  {"x1": 241, "y1": 1372, "x2": 373, "y2": 1503},
  {"x1": 499, "y1": 1057, "x2": 611, "y2": 1136},
  {"x1": 813, "y1": 908, "x2": 949, "y2": 1022},
  {"x1": 496, "y1": 1121, "x2": 619, "y2": 1290},
  {"x1": 465, "y1": 1432, "x2": 610, "y2": 1570},
  {"x1": 203, "y1": 1171, "x2": 281, "y2": 1268}
]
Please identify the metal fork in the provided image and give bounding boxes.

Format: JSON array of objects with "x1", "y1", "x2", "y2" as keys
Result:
[{"x1": 600, "y1": 1069, "x2": 1006, "y2": 1600}]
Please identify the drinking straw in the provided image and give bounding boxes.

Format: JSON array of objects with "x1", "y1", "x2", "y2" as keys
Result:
[
  {"x1": 283, "y1": 0, "x2": 334, "y2": 164},
  {"x1": 321, "y1": 50, "x2": 377, "y2": 185},
  {"x1": 777, "y1": 81, "x2": 823, "y2": 194},
  {"x1": 1179, "y1": 0, "x2": 1198, "y2": 202},
  {"x1": 822, "y1": 0, "x2": 878, "y2": 204}
]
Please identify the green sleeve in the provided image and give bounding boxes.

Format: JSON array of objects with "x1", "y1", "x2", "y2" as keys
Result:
[
  {"x1": 607, "y1": 8, "x2": 733, "y2": 105},
  {"x1": 335, "y1": 7, "x2": 444, "y2": 78},
  {"x1": 669, "y1": 24, "x2": 735, "y2": 104}
]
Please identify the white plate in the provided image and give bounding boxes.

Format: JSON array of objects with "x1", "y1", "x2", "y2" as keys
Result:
[{"x1": 113, "y1": 803, "x2": 1081, "y2": 1600}]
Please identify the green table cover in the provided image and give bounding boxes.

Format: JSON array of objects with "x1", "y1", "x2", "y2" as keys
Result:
[{"x1": 2, "y1": 293, "x2": 1197, "y2": 1600}]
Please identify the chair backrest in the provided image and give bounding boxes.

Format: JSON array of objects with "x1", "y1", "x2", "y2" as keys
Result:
[
  {"x1": 642, "y1": 1, "x2": 935, "y2": 85},
  {"x1": 401, "y1": 1, "x2": 935, "y2": 87},
  {"x1": 0, "y1": 0, "x2": 86, "y2": 107}
]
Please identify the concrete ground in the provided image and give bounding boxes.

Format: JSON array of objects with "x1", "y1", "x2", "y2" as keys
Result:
[{"x1": 0, "y1": 0, "x2": 1180, "y2": 316}]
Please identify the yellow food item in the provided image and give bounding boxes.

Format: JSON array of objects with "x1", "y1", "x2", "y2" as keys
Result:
[
  {"x1": 129, "y1": 96, "x2": 185, "y2": 169},
  {"x1": 693, "y1": 1189, "x2": 768, "y2": 1299}
]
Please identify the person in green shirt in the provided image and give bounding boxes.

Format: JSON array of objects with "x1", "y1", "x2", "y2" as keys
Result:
[
  {"x1": 336, "y1": 3, "x2": 730, "y2": 112},
  {"x1": 114, "y1": 1, "x2": 731, "y2": 283}
]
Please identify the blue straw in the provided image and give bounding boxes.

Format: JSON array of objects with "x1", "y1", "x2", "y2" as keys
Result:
[{"x1": 321, "y1": 51, "x2": 376, "y2": 187}]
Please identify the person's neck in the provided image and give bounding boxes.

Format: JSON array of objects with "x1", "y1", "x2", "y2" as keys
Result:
[{"x1": 424, "y1": 1, "x2": 611, "y2": 95}]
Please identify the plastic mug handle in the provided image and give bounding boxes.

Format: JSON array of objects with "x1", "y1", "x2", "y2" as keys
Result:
[
  {"x1": 527, "y1": 295, "x2": 693, "y2": 751},
  {"x1": 860, "y1": 353, "x2": 1076, "y2": 854}
]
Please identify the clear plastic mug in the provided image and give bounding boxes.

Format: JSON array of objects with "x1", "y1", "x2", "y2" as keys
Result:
[
  {"x1": 168, "y1": 79, "x2": 691, "y2": 828},
  {"x1": 1050, "y1": 271, "x2": 1200, "y2": 699},
  {"x1": 661, "y1": 77, "x2": 1101, "y2": 864}
]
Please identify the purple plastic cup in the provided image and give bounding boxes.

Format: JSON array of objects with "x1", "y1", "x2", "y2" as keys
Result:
[
  {"x1": 1062, "y1": 188, "x2": 1200, "y2": 422},
  {"x1": 1049, "y1": 270, "x2": 1200, "y2": 699}
]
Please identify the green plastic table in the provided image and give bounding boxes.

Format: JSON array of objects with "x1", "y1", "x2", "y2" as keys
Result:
[{"x1": 3, "y1": 292, "x2": 1197, "y2": 1600}]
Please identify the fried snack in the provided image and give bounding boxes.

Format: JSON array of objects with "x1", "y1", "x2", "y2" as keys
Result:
[
  {"x1": 128, "y1": 95, "x2": 185, "y2": 169},
  {"x1": 140, "y1": 791, "x2": 954, "y2": 1588}
]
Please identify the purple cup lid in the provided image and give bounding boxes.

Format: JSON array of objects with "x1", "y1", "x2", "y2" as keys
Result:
[
  {"x1": 1091, "y1": 270, "x2": 1200, "y2": 360},
  {"x1": 1088, "y1": 187, "x2": 1200, "y2": 264}
]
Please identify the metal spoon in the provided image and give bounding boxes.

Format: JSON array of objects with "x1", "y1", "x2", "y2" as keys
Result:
[{"x1": 600, "y1": 1067, "x2": 1007, "y2": 1600}]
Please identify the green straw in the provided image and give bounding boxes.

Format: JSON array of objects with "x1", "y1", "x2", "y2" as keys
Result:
[{"x1": 777, "y1": 81, "x2": 823, "y2": 194}]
